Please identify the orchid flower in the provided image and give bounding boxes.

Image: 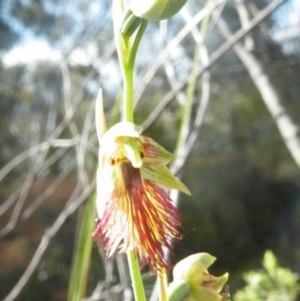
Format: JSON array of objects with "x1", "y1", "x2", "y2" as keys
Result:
[
  {"x1": 93, "y1": 91, "x2": 190, "y2": 272},
  {"x1": 168, "y1": 253, "x2": 230, "y2": 301}
]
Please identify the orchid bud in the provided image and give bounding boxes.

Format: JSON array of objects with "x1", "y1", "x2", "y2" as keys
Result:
[
  {"x1": 170, "y1": 253, "x2": 230, "y2": 301},
  {"x1": 173, "y1": 253, "x2": 217, "y2": 287},
  {"x1": 129, "y1": 0, "x2": 187, "y2": 21}
]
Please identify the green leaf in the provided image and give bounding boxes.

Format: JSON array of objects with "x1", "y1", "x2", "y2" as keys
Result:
[
  {"x1": 263, "y1": 250, "x2": 277, "y2": 274},
  {"x1": 67, "y1": 194, "x2": 96, "y2": 301}
]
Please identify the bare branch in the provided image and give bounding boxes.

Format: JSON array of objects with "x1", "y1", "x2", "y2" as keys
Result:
[
  {"x1": 3, "y1": 180, "x2": 96, "y2": 301},
  {"x1": 171, "y1": 7, "x2": 211, "y2": 176},
  {"x1": 234, "y1": 0, "x2": 254, "y2": 50},
  {"x1": 21, "y1": 160, "x2": 76, "y2": 220},
  {"x1": 0, "y1": 148, "x2": 49, "y2": 238},
  {"x1": 0, "y1": 187, "x2": 21, "y2": 216},
  {"x1": 216, "y1": 12, "x2": 300, "y2": 169},
  {"x1": 142, "y1": 0, "x2": 285, "y2": 130},
  {"x1": 76, "y1": 97, "x2": 96, "y2": 187},
  {"x1": 134, "y1": 0, "x2": 225, "y2": 105}
]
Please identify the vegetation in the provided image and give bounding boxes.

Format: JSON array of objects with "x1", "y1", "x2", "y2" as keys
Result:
[
  {"x1": 234, "y1": 251, "x2": 300, "y2": 301},
  {"x1": 0, "y1": 0, "x2": 300, "y2": 300}
]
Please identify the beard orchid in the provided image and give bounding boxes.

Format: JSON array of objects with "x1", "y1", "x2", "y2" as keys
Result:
[{"x1": 93, "y1": 91, "x2": 190, "y2": 272}]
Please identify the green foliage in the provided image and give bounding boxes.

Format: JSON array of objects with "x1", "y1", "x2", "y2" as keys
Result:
[
  {"x1": 68, "y1": 196, "x2": 95, "y2": 301},
  {"x1": 234, "y1": 251, "x2": 300, "y2": 301}
]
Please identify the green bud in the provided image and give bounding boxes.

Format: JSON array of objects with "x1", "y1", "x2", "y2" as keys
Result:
[
  {"x1": 168, "y1": 280, "x2": 191, "y2": 301},
  {"x1": 129, "y1": 0, "x2": 187, "y2": 21},
  {"x1": 173, "y1": 253, "x2": 216, "y2": 286},
  {"x1": 172, "y1": 253, "x2": 230, "y2": 301}
]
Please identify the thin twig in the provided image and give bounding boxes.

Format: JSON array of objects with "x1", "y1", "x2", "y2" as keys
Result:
[
  {"x1": 134, "y1": 0, "x2": 224, "y2": 105},
  {"x1": 0, "y1": 148, "x2": 49, "y2": 238},
  {"x1": 0, "y1": 187, "x2": 22, "y2": 216},
  {"x1": 142, "y1": 0, "x2": 286, "y2": 130},
  {"x1": 217, "y1": 4, "x2": 300, "y2": 168},
  {"x1": 3, "y1": 180, "x2": 96, "y2": 301},
  {"x1": 171, "y1": 10, "x2": 211, "y2": 176},
  {"x1": 21, "y1": 160, "x2": 76, "y2": 220}
]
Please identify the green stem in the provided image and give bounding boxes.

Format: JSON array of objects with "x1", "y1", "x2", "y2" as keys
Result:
[
  {"x1": 123, "y1": 60, "x2": 134, "y2": 122},
  {"x1": 158, "y1": 269, "x2": 168, "y2": 301},
  {"x1": 67, "y1": 195, "x2": 95, "y2": 301},
  {"x1": 122, "y1": 19, "x2": 148, "y2": 122},
  {"x1": 127, "y1": 250, "x2": 147, "y2": 301},
  {"x1": 129, "y1": 19, "x2": 148, "y2": 65}
]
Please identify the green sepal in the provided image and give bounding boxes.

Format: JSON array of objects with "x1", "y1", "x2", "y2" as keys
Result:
[
  {"x1": 141, "y1": 163, "x2": 191, "y2": 195},
  {"x1": 168, "y1": 280, "x2": 191, "y2": 301},
  {"x1": 141, "y1": 136, "x2": 175, "y2": 165}
]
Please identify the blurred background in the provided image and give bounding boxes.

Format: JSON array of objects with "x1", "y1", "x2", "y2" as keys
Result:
[{"x1": 1, "y1": 0, "x2": 300, "y2": 300}]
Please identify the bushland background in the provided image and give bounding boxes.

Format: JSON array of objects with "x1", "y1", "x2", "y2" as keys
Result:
[{"x1": 1, "y1": 0, "x2": 300, "y2": 300}]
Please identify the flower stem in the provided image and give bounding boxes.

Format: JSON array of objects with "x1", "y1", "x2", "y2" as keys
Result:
[
  {"x1": 122, "y1": 19, "x2": 148, "y2": 122},
  {"x1": 158, "y1": 269, "x2": 168, "y2": 301},
  {"x1": 123, "y1": 19, "x2": 147, "y2": 296},
  {"x1": 114, "y1": 6, "x2": 148, "y2": 301},
  {"x1": 127, "y1": 250, "x2": 147, "y2": 301},
  {"x1": 123, "y1": 60, "x2": 134, "y2": 122}
]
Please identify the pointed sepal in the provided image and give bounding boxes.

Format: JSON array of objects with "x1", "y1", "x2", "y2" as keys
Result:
[
  {"x1": 95, "y1": 89, "x2": 107, "y2": 142},
  {"x1": 141, "y1": 164, "x2": 191, "y2": 195}
]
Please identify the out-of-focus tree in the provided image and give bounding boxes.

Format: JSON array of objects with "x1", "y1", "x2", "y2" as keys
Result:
[
  {"x1": 1, "y1": 0, "x2": 300, "y2": 300},
  {"x1": 234, "y1": 250, "x2": 300, "y2": 301}
]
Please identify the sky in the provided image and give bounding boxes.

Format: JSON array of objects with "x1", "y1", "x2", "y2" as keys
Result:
[
  {"x1": 2, "y1": 0, "x2": 299, "y2": 67},
  {"x1": 2, "y1": 38, "x2": 103, "y2": 67},
  {"x1": 3, "y1": 39, "x2": 61, "y2": 67},
  {"x1": 272, "y1": 0, "x2": 300, "y2": 53}
]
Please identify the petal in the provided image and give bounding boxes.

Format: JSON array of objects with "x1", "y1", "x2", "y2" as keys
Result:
[
  {"x1": 141, "y1": 135, "x2": 174, "y2": 164},
  {"x1": 202, "y1": 273, "x2": 229, "y2": 293},
  {"x1": 141, "y1": 163, "x2": 191, "y2": 195},
  {"x1": 95, "y1": 161, "x2": 183, "y2": 272}
]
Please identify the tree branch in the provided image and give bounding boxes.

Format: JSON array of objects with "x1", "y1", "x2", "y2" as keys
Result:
[
  {"x1": 216, "y1": 10, "x2": 300, "y2": 169},
  {"x1": 142, "y1": 0, "x2": 285, "y2": 130},
  {"x1": 3, "y1": 180, "x2": 96, "y2": 301}
]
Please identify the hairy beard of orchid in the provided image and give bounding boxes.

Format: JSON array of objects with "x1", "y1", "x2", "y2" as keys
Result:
[{"x1": 93, "y1": 122, "x2": 190, "y2": 272}]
